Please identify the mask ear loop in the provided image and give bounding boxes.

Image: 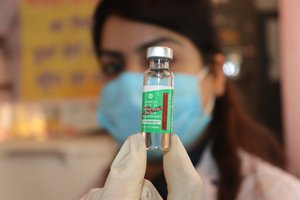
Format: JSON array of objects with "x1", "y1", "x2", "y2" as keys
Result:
[{"x1": 198, "y1": 67, "x2": 216, "y2": 115}]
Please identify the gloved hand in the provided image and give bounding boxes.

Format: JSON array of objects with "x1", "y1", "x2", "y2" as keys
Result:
[
  {"x1": 80, "y1": 133, "x2": 203, "y2": 200},
  {"x1": 164, "y1": 134, "x2": 204, "y2": 200},
  {"x1": 80, "y1": 134, "x2": 161, "y2": 200}
]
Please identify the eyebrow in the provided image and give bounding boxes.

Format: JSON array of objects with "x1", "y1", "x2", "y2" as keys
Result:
[
  {"x1": 135, "y1": 37, "x2": 182, "y2": 53},
  {"x1": 98, "y1": 37, "x2": 181, "y2": 58},
  {"x1": 98, "y1": 50, "x2": 123, "y2": 58}
]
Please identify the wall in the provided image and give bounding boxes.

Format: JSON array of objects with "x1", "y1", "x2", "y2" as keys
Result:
[{"x1": 280, "y1": 0, "x2": 300, "y2": 176}]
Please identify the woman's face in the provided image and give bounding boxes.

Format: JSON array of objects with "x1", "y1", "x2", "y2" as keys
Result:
[{"x1": 99, "y1": 15, "x2": 225, "y2": 111}]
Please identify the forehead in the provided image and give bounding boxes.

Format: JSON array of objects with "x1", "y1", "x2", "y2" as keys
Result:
[{"x1": 100, "y1": 15, "x2": 189, "y2": 52}]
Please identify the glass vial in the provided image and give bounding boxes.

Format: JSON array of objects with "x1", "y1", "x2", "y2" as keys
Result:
[{"x1": 141, "y1": 46, "x2": 174, "y2": 150}]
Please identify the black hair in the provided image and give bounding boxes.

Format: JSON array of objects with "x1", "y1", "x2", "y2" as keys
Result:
[{"x1": 92, "y1": 0, "x2": 221, "y2": 65}]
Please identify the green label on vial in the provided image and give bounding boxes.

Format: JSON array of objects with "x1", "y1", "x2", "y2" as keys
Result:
[{"x1": 141, "y1": 86, "x2": 174, "y2": 133}]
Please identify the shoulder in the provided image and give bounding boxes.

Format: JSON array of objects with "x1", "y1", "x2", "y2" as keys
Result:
[{"x1": 238, "y1": 150, "x2": 300, "y2": 200}]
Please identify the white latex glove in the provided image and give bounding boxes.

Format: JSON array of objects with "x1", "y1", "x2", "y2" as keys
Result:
[
  {"x1": 80, "y1": 134, "x2": 203, "y2": 200},
  {"x1": 80, "y1": 134, "x2": 162, "y2": 200},
  {"x1": 164, "y1": 134, "x2": 204, "y2": 200}
]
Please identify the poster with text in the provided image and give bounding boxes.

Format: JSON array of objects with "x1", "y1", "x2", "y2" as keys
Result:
[{"x1": 21, "y1": 0, "x2": 101, "y2": 100}]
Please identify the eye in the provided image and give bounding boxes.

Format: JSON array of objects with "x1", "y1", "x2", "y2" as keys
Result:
[
  {"x1": 99, "y1": 51, "x2": 125, "y2": 77},
  {"x1": 101, "y1": 59, "x2": 124, "y2": 76}
]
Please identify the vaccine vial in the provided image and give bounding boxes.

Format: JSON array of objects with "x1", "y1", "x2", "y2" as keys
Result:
[{"x1": 141, "y1": 46, "x2": 174, "y2": 150}]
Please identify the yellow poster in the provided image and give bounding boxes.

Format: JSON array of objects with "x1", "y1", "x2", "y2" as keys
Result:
[{"x1": 21, "y1": 0, "x2": 101, "y2": 100}]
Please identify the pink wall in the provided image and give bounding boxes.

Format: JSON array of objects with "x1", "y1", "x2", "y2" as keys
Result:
[{"x1": 280, "y1": 0, "x2": 300, "y2": 176}]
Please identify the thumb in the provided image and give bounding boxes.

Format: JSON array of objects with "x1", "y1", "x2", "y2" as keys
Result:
[
  {"x1": 100, "y1": 133, "x2": 147, "y2": 200},
  {"x1": 163, "y1": 134, "x2": 204, "y2": 200},
  {"x1": 141, "y1": 179, "x2": 163, "y2": 200}
]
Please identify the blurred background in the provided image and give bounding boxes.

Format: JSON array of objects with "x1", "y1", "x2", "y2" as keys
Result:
[{"x1": 0, "y1": 0, "x2": 299, "y2": 199}]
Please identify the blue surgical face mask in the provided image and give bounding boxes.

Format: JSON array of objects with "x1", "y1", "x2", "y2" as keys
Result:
[{"x1": 97, "y1": 71, "x2": 213, "y2": 158}]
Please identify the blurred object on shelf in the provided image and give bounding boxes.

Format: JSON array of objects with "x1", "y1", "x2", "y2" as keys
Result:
[
  {"x1": 0, "y1": 0, "x2": 19, "y2": 101},
  {"x1": 265, "y1": 16, "x2": 280, "y2": 82},
  {"x1": 255, "y1": 0, "x2": 277, "y2": 11},
  {"x1": 212, "y1": 0, "x2": 230, "y2": 5},
  {"x1": 0, "y1": 47, "x2": 9, "y2": 84},
  {"x1": 9, "y1": 103, "x2": 47, "y2": 141},
  {"x1": 0, "y1": 40, "x2": 12, "y2": 102},
  {"x1": 0, "y1": 100, "x2": 99, "y2": 142}
]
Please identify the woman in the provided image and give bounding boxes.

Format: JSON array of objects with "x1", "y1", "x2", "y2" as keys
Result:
[{"x1": 83, "y1": 0, "x2": 300, "y2": 199}]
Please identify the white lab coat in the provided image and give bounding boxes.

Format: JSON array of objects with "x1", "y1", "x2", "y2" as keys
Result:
[{"x1": 197, "y1": 146, "x2": 300, "y2": 200}]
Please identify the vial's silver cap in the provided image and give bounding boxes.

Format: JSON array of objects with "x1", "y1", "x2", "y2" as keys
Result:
[{"x1": 147, "y1": 46, "x2": 173, "y2": 59}]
